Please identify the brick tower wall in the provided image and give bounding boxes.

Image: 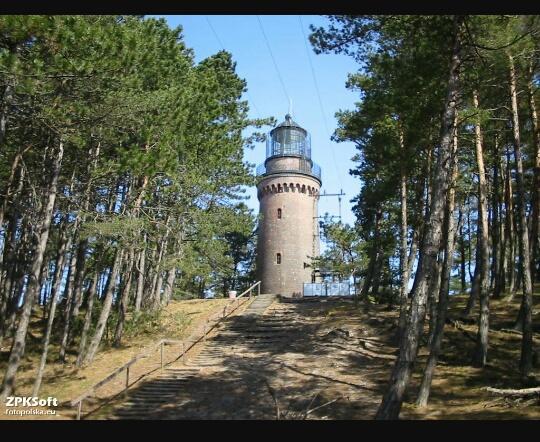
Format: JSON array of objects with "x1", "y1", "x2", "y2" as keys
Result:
[{"x1": 256, "y1": 172, "x2": 320, "y2": 297}]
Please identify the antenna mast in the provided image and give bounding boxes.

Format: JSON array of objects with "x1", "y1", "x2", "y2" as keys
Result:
[{"x1": 315, "y1": 189, "x2": 346, "y2": 221}]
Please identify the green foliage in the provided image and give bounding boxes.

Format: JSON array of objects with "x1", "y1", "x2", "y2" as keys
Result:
[
  {"x1": 309, "y1": 15, "x2": 540, "y2": 305},
  {"x1": 309, "y1": 16, "x2": 462, "y2": 295},
  {"x1": 121, "y1": 309, "x2": 167, "y2": 339},
  {"x1": 171, "y1": 288, "x2": 199, "y2": 301},
  {"x1": 314, "y1": 219, "x2": 365, "y2": 280},
  {"x1": 0, "y1": 15, "x2": 274, "y2": 375}
]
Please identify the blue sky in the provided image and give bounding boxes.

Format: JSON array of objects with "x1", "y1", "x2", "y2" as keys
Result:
[{"x1": 158, "y1": 15, "x2": 361, "y2": 226}]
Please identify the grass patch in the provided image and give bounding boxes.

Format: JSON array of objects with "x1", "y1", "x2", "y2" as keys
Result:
[{"x1": 0, "y1": 298, "x2": 230, "y2": 420}]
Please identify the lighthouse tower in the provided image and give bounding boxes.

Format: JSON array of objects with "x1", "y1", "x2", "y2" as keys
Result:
[{"x1": 256, "y1": 114, "x2": 321, "y2": 297}]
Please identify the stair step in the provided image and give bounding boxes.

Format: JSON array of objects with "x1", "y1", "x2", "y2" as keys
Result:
[
  {"x1": 129, "y1": 391, "x2": 182, "y2": 396},
  {"x1": 137, "y1": 384, "x2": 186, "y2": 389},
  {"x1": 213, "y1": 334, "x2": 289, "y2": 340},
  {"x1": 217, "y1": 330, "x2": 291, "y2": 335},
  {"x1": 123, "y1": 399, "x2": 178, "y2": 405},
  {"x1": 164, "y1": 368, "x2": 200, "y2": 372},
  {"x1": 160, "y1": 372, "x2": 199, "y2": 376},
  {"x1": 138, "y1": 383, "x2": 189, "y2": 388},
  {"x1": 114, "y1": 410, "x2": 164, "y2": 417},
  {"x1": 129, "y1": 393, "x2": 181, "y2": 398},
  {"x1": 133, "y1": 390, "x2": 184, "y2": 396},
  {"x1": 141, "y1": 379, "x2": 193, "y2": 384},
  {"x1": 155, "y1": 376, "x2": 196, "y2": 381},
  {"x1": 122, "y1": 397, "x2": 182, "y2": 403},
  {"x1": 134, "y1": 384, "x2": 186, "y2": 390}
]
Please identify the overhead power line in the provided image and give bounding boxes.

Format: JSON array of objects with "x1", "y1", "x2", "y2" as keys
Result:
[
  {"x1": 205, "y1": 16, "x2": 227, "y2": 49},
  {"x1": 205, "y1": 16, "x2": 263, "y2": 119},
  {"x1": 298, "y1": 15, "x2": 343, "y2": 189},
  {"x1": 256, "y1": 15, "x2": 290, "y2": 107}
]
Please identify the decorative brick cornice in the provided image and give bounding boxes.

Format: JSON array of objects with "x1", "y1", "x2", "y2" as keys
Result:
[{"x1": 257, "y1": 180, "x2": 320, "y2": 200}]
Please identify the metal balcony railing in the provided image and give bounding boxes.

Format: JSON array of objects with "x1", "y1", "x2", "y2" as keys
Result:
[{"x1": 256, "y1": 161, "x2": 321, "y2": 181}]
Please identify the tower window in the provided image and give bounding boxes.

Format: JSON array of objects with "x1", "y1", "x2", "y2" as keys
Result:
[
  {"x1": 276, "y1": 253, "x2": 281, "y2": 264},
  {"x1": 277, "y1": 208, "x2": 282, "y2": 219}
]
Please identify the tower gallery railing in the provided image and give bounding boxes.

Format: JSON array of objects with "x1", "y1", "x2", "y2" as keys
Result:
[
  {"x1": 70, "y1": 281, "x2": 261, "y2": 420},
  {"x1": 256, "y1": 161, "x2": 321, "y2": 180}
]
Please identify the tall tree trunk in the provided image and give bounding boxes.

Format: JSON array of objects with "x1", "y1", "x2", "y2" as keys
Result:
[
  {"x1": 360, "y1": 251, "x2": 375, "y2": 301},
  {"x1": 466, "y1": 196, "x2": 474, "y2": 282},
  {"x1": 144, "y1": 244, "x2": 158, "y2": 308},
  {"x1": 76, "y1": 272, "x2": 98, "y2": 367},
  {"x1": 508, "y1": 54, "x2": 534, "y2": 379},
  {"x1": 406, "y1": 229, "x2": 419, "y2": 285},
  {"x1": 150, "y1": 224, "x2": 170, "y2": 310},
  {"x1": 71, "y1": 142, "x2": 100, "y2": 319},
  {"x1": 0, "y1": 202, "x2": 22, "y2": 343},
  {"x1": 131, "y1": 174, "x2": 149, "y2": 312},
  {"x1": 463, "y1": 239, "x2": 480, "y2": 317},
  {"x1": 416, "y1": 116, "x2": 459, "y2": 407},
  {"x1": 134, "y1": 236, "x2": 147, "y2": 312},
  {"x1": 375, "y1": 15, "x2": 463, "y2": 420},
  {"x1": 409, "y1": 172, "x2": 431, "y2": 298},
  {"x1": 427, "y1": 258, "x2": 443, "y2": 347},
  {"x1": 162, "y1": 269, "x2": 176, "y2": 306},
  {"x1": 0, "y1": 141, "x2": 64, "y2": 400},
  {"x1": 360, "y1": 211, "x2": 381, "y2": 302},
  {"x1": 0, "y1": 148, "x2": 27, "y2": 259},
  {"x1": 527, "y1": 60, "x2": 540, "y2": 282},
  {"x1": 58, "y1": 245, "x2": 79, "y2": 362},
  {"x1": 82, "y1": 248, "x2": 124, "y2": 366},
  {"x1": 0, "y1": 78, "x2": 15, "y2": 148},
  {"x1": 491, "y1": 134, "x2": 502, "y2": 298},
  {"x1": 39, "y1": 258, "x2": 50, "y2": 313},
  {"x1": 497, "y1": 157, "x2": 507, "y2": 296},
  {"x1": 504, "y1": 149, "x2": 516, "y2": 298},
  {"x1": 457, "y1": 205, "x2": 467, "y2": 293},
  {"x1": 0, "y1": 163, "x2": 26, "y2": 307},
  {"x1": 113, "y1": 248, "x2": 135, "y2": 347},
  {"x1": 371, "y1": 243, "x2": 384, "y2": 299},
  {"x1": 398, "y1": 123, "x2": 410, "y2": 338},
  {"x1": 154, "y1": 270, "x2": 165, "y2": 307},
  {"x1": 71, "y1": 239, "x2": 88, "y2": 318},
  {"x1": 471, "y1": 89, "x2": 491, "y2": 368},
  {"x1": 31, "y1": 227, "x2": 70, "y2": 396}
]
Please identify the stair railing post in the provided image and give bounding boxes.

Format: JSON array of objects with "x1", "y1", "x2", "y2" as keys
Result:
[
  {"x1": 182, "y1": 341, "x2": 186, "y2": 364},
  {"x1": 160, "y1": 341, "x2": 164, "y2": 371},
  {"x1": 76, "y1": 400, "x2": 82, "y2": 420},
  {"x1": 258, "y1": 281, "x2": 261, "y2": 296},
  {"x1": 125, "y1": 366, "x2": 130, "y2": 391}
]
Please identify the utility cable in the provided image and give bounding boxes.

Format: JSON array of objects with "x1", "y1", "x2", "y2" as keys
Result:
[
  {"x1": 256, "y1": 15, "x2": 291, "y2": 108},
  {"x1": 298, "y1": 15, "x2": 343, "y2": 189},
  {"x1": 205, "y1": 16, "x2": 263, "y2": 119}
]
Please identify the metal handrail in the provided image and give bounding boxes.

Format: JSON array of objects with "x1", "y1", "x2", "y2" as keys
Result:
[
  {"x1": 256, "y1": 162, "x2": 321, "y2": 181},
  {"x1": 236, "y1": 280, "x2": 261, "y2": 299},
  {"x1": 70, "y1": 282, "x2": 261, "y2": 420},
  {"x1": 70, "y1": 339, "x2": 179, "y2": 413}
]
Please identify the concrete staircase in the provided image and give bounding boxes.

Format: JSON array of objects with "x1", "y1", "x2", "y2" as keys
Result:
[
  {"x1": 92, "y1": 294, "x2": 389, "y2": 420},
  {"x1": 105, "y1": 294, "x2": 286, "y2": 419},
  {"x1": 241, "y1": 293, "x2": 277, "y2": 316},
  {"x1": 113, "y1": 368, "x2": 201, "y2": 419}
]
